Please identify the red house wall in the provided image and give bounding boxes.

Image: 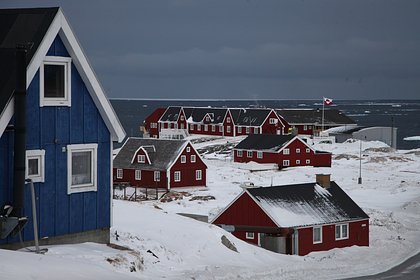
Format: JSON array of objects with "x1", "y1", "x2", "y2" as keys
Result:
[
  {"x1": 295, "y1": 124, "x2": 314, "y2": 135},
  {"x1": 233, "y1": 149, "x2": 278, "y2": 164},
  {"x1": 169, "y1": 143, "x2": 207, "y2": 188},
  {"x1": 223, "y1": 111, "x2": 234, "y2": 137},
  {"x1": 144, "y1": 108, "x2": 166, "y2": 138},
  {"x1": 177, "y1": 110, "x2": 187, "y2": 130},
  {"x1": 277, "y1": 139, "x2": 321, "y2": 169},
  {"x1": 313, "y1": 152, "x2": 332, "y2": 167},
  {"x1": 189, "y1": 123, "x2": 223, "y2": 136},
  {"x1": 297, "y1": 220, "x2": 369, "y2": 256},
  {"x1": 113, "y1": 168, "x2": 167, "y2": 189},
  {"x1": 260, "y1": 111, "x2": 285, "y2": 135},
  {"x1": 213, "y1": 192, "x2": 277, "y2": 245}
]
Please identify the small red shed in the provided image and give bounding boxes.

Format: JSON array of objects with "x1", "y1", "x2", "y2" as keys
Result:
[
  {"x1": 212, "y1": 174, "x2": 369, "y2": 256},
  {"x1": 233, "y1": 134, "x2": 332, "y2": 169},
  {"x1": 113, "y1": 138, "x2": 207, "y2": 190}
]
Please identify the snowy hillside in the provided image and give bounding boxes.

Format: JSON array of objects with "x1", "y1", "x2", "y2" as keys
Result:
[{"x1": 1, "y1": 137, "x2": 420, "y2": 279}]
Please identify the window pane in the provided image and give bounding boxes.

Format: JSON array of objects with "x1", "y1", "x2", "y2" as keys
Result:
[
  {"x1": 72, "y1": 151, "x2": 92, "y2": 185},
  {"x1": 44, "y1": 64, "x2": 65, "y2": 98},
  {"x1": 314, "y1": 228, "x2": 321, "y2": 242},
  {"x1": 28, "y1": 158, "x2": 39, "y2": 176},
  {"x1": 342, "y1": 224, "x2": 348, "y2": 238},
  {"x1": 336, "y1": 225, "x2": 340, "y2": 239}
]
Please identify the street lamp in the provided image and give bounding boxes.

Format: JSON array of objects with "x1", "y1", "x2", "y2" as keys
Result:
[{"x1": 358, "y1": 139, "x2": 362, "y2": 184}]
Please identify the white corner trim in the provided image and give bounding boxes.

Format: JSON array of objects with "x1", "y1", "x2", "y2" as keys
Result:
[{"x1": 0, "y1": 97, "x2": 14, "y2": 137}]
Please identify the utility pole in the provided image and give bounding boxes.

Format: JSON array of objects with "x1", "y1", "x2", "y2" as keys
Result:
[{"x1": 358, "y1": 139, "x2": 362, "y2": 184}]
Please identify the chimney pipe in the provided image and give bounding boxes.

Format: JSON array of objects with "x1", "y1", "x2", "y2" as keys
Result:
[
  {"x1": 316, "y1": 174, "x2": 331, "y2": 189},
  {"x1": 13, "y1": 44, "x2": 28, "y2": 217}
]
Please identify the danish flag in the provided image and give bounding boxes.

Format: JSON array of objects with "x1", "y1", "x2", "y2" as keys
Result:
[{"x1": 323, "y1": 97, "x2": 333, "y2": 106}]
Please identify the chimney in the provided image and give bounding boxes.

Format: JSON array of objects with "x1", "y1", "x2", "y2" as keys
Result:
[{"x1": 316, "y1": 174, "x2": 331, "y2": 189}]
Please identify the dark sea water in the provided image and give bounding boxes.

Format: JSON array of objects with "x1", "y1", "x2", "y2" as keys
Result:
[{"x1": 110, "y1": 99, "x2": 420, "y2": 150}]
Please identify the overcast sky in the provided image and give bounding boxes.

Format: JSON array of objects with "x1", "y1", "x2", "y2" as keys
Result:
[{"x1": 2, "y1": 0, "x2": 420, "y2": 100}]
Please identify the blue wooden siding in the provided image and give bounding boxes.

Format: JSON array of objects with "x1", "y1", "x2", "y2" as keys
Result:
[{"x1": 0, "y1": 35, "x2": 111, "y2": 244}]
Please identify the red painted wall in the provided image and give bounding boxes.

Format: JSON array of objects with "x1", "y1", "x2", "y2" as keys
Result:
[
  {"x1": 233, "y1": 149, "x2": 278, "y2": 164},
  {"x1": 313, "y1": 152, "x2": 332, "y2": 167},
  {"x1": 189, "y1": 123, "x2": 224, "y2": 136},
  {"x1": 169, "y1": 143, "x2": 207, "y2": 188},
  {"x1": 297, "y1": 220, "x2": 369, "y2": 256},
  {"x1": 113, "y1": 168, "x2": 167, "y2": 189},
  {"x1": 213, "y1": 192, "x2": 277, "y2": 245},
  {"x1": 260, "y1": 111, "x2": 285, "y2": 135},
  {"x1": 223, "y1": 111, "x2": 234, "y2": 136},
  {"x1": 144, "y1": 108, "x2": 166, "y2": 138}
]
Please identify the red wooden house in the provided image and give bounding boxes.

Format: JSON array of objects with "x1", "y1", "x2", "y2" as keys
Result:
[
  {"x1": 233, "y1": 134, "x2": 332, "y2": 169},
  {"x1": 277, "y1": 109, "x2": 356, "y2": 136},
  {"x1": 211, "y1": 174, "x2": 369, "y2": 256},
  {"x1": 113, "y1": 138, "x2": 207, "y2": 190},
  {"x1": 158, "y1": 106, "x2": 189, "y2": 139},
  {"x1": 143, "y1": 107, "x2": 166, "y2": 138},
  {"x1": 230, "y1": 108, "x2": 288, "y2": 136},
  {"x1": 186, "y1": 108, "x2": 229, "y2": 136}
]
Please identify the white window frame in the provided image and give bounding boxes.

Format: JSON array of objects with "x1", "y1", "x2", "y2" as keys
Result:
[
  {"x1": 212, "y1": 125, "x2": 216, "y2": 132},
  {"x1": 67, "y1": 143, "x2": 97, "y2": 194},
  {"x1": 269, "y1": 118, "x2": 277, "y2": 124},
  {"x1": 335, "y1": 224, "x2": 349, "y2": 240},
  {"x1": 254, "y1": 127, "x2": 259, "y2": 134},
  {"x1": 283, "y1": 160, "x2": 290, "y2": 167},
  {"x1": 135, "y1": 169, "x2": 141, "y2": 180},
  {"x1": 116, "y1": 168, "x2": 123, "y2": 179},
  {"x1": 304, "y1": 125, "x2": 308, "y2": 130},
  {"x1": 154, "y1": 171, "x2": 161, "y2": 182},
  {"x1": 40, "y1": 56, "x2": 72, "y2": 107},
  {"x1": 197, "y1": 125, "x2": 201, "y2": 131},
  {"x1": 246, "y1": 127, "x2": 250, "y2": 134},
  {"x1": 191, "y1": 154, "x2": 196, "y2": 163},
  {"x1": 181, "y1": 155, "x2": 186, "y2": 163},
  {"x1": 226, "y1": 126, "x2": 231, "y2": 133},
  {"x1": 247, "y1": 151, "x2": 253, "y2": 158},
  {"x1": 306, "y1": 148, "x2": 310, "y2": 154},
  {"x1": 306, "y1": 159, "x2": 311, "y2": 164},
  {"x1": 25, "y1": 149, "x2": 45, "y2": 183},
  {"x1": 219, "y1": 126, "x2": 223, "y2": 132},
  {"x1": 174, "y1": 171, "x2": 181, "y2": 182},
  {"x1": 186, "y1": 147, "x2": 191, "y2": 153},
  {"x1": 237, "y1": 150, "x2": 243, "y2": 157},
  {"x1": 296, "y1": 159, "x2": 300, "y2": 165},
  {"x1": 246, "y1": 232, "x2": 254, "y2": 239},
  {"x1": 180, "y1": 115, "x2": 184, "y2": 121},
  {"x1": 283, "y1": 148, "x2": 290, "y2": 155},
  {"x1": 196, "y1": 170, "x2": 202, "y2": 180},
  {"x1": 204, "y1": 124, "x2": 208, "y2": 131},
  {"x1": 138, "y1": 154, "x2": 145, "y2": 163},
  {"x1": 296, "y1": 148, "x2": 301, "y2": 154},
  {"x1": 313, "y1": 226, "x2": 323, "y2": 244},
  {"x1": 227, "y1": 117, "x2": 231, "y2": 123},
  {"x1": 238, "y1": 126, "x2": 242, "y2": 133},
  {"x1": 257, "y1": 151, "x2": 263, "y2": 159}
]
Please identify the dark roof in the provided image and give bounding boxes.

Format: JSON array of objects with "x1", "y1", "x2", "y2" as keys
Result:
[
  {"x1": 233, "y1": 108, "x2": 272, "y2": 126},
  {"x1": 277, "y1": 109, "x2": 355, "y2": 125},
  {"x1": 0, "y1": 7, "x2": 59, "y2": 114},
  {"x1": 247, "y1": 182, "x2": 369, "y2": 227},
  {"x1": 160, "y1": 106, "x2": 182, "y2": 122},
  {"x1": 114, "y1": 137, "x2": 187, "y2": 171},
  {"x1": 235, "y1": 134, "x2": 295, "y2": 151},
  {"x1": 187, "y1": 107, "x2": 227, "y2": 124}
]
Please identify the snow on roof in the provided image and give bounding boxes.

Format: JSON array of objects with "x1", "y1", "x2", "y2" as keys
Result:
[{"x1": 247, "y1": 182, "x2": 369, "y2": 228}]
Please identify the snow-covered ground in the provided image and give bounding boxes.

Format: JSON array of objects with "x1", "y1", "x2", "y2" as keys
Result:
[{"x1": 1, "y1": 137, "x2": 420, "y2": 279}]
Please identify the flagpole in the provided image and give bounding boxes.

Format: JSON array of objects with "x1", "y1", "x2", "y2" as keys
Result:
[{"x1": 321, "y1": 97, "x2": 325, "y2": 135}]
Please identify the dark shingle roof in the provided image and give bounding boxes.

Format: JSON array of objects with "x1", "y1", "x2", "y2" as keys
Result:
[
  {"x1": 114, "y1": 138, "x2": 187, "y2": 170},
  {"x1": 233, "y1": 108, "x2": 272, "y2": 126},
  {"x1": 0, "y1": 7, "x2": 58, "y2": 115},
  {"x1": 277, "y1": 109, "x2": 355, "y2": 125},
  {"x1": 247, "y1": 182, "x2": 369, "y2": 227},
  {"x1": 187, "y1": 107, "x2": 227, "y2": 124},
  {"x1": 160, "y1": 106, "x2": 182, "y2": 122},
  {"x1": 235, "y1": 134, "x2": 295, "y2": 151}
]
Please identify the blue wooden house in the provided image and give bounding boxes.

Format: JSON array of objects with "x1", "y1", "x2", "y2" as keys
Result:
[{"x1": 0, "y1": 7, "x2": 125, "y2": 247}]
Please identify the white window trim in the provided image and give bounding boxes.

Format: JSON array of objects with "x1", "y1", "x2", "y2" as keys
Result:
[
  {"x1": 226, "y1": 126, "x2": 231, "y2": 133},
  {"x1": 186, "y1": 147, "x2": 191, "y2": 153},
  {"x1": 174, "y1": 171, "x2": 181, "y2": 182},
  {"x1": 283, "y1": 148, "x2": 290, "y2": 155},
  {"x1": 296, "y1": 159, "x2": 300, "y2": 165},
  {"x1": 154, "y1": 171, "x2": 161, "y2": 182},
  {"x1": 116, "y1": 168, "x2": 123, "y2": 179},
  {"x1": 181, "y1": 155, "x2": 186, "y2": 163},
  {"x1": 254, "y1": 127, "x2": 259, "y2": 134},
  {"x1": 257, "y1": 151, "x2": 263, "y2": 159},
  {"x1": 219, "y1": 126, "x2": 223, "y2": 132},
  {"x1": 283, "y1": 160, "x2": 290, "y2": 167},
  {"x1": 204, "y1": 124, "x2": 208, "y2": 131},
  {"x1": 40, "y1": 56, "x2": 72, "y2": 107},
  {"x1": 135, "y1": 169, "x2": 141, "y2": 180},
  {"x1": 138, "y1": 154, "x2": 145, "y2": 163},
  {"x1": 237, "y1": 150, "x2": 243, "y2": 157},
  {"x1": 196, "y1": 170, "x2": 202, "y2": 180},
  {"x1": 238, "y1": 126, "x2": 242, "y2": 133},
  {"x1": 296, "y1": 148, "x2": 301, "y2": 154},
  {"x1": 246, "y1": 232, "x2": 254, "y2": 239},
  {"x1": 306, "y1": 148, "x2": 310, "y2": 153},
  {"x1": 247, "y1": 151, "x2": 253, "y2": 158},
  {"x1": 67, "y1": 143, "x2": 97, "y2": 194},
  {"x1": 335, "y1": 223, "x2": 349, "y2": 240},
  {"x1": 26, "y1": 149, "x2": 45, "y2": 183},
  {"x1": 191, "y1": 154, "x2": 196, "y2": 163},
  {"x1": 306, "y1": 159, "x2": 311, "y2": 164},
  {"x1": 212, "y1": 125, "x2": 216, "y2": 132},
  {"x1": 313, "y1": 226, "x2": 323, "y2": 244}
]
